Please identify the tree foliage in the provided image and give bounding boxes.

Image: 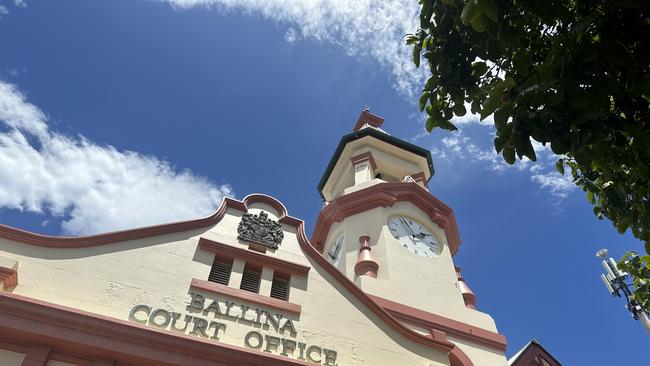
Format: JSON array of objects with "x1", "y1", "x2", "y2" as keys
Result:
[
  {"x1": 618, "y1": 252, "x2": 650, "y2": 311},
  {"x1": 407, "y1": 0, "x2": 650, "y2": 309}
]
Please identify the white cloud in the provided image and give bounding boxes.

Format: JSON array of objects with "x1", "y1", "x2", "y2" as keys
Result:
[
  {"x1": 530, "y1": 169, "x2": 575, "y2": 199},
  {"x1": 284, "y1": 27, "x2": 298, "y2": 43},
  {"x1": 162, "y1": 0, "x2": 426, "y2": 98},
  {"x1": 429, "y1": 125, "x2": 575, "y2": 199},
  {"x1": 0, "y1": 6, "x2": 9, "y2": 17},
  {"x1": 14, "y1": 0, "x2": 26, "y2": 8},
  {"x1": 158, "y1": 0, "x2": 575, "y2": 201},
  {"x1": 0, "y1": 81, "x2": 233, "y2": 235}
]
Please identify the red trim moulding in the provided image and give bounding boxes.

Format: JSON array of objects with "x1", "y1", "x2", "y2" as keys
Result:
[
  {"x1": 198, "y1": 237, "x2": 310, "y2": 277},
  {"x1": 350, "y1": 151, "x2": 378, "y2": 171},
  {"x1": 353, "y1": 110, "x2": 385, "y2": 131},
  {"x1": 410, "y1": 172, "x2": 427, "y2": 187},
  {"x1": 21, "y1": 344, "x2": 52, "y2": 366},
  {"x1": 0, "y1": 291, "x2": 313, "y2": 366},
  {"x1": 311, "y1": 182, "x2": 462, "y2": 255},
  {"x1": 0, "y1": 337, "x2": 29, "y2": 354},
  {"x1": 369, "y1": 295, "x2": 507, "y2": 352},
  {"x1": 0, "y1": 191, "x2": 485, "y2": 362},
  {"x1": 190, "y1": 278, "x2": 301, "y2": 315},
  {"x1": 0, "y1": 194, "x2": 283, "y2": 248},
  {"x1": 0, "y1": 266, "x2": 18, "y2": 289}
]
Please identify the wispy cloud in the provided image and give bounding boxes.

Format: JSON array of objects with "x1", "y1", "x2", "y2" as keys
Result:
[
  {"x1": 0, "y1": 81, "x2": 233, "y2": 235},
  {"x1": 284, "y1": 27, "x2": 298, "y2": 43},
  {"x1": 427, "y1": 124, "x2": 575, "y2": 200},
  {"x1": 0, "y1": 0, "x2": 26, "y2": 20},
  {"x1": 158, "y1": 0, "x2": 575, "y2": 201},
  {"x1": 163, "y1": 0, "x2": 426, "y2": 98}
]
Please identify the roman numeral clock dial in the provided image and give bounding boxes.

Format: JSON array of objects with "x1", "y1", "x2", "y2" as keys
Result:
[
  {"x1": 388, "y1": 216, "x2": 441, "y2": 257},
  {"x1": 327, "y1": 234, "x2": 344, "y2": 266}
]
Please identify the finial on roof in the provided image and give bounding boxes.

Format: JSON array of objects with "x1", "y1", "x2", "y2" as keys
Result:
[{"x1": 364, "y1": 105, "x2": 370, "y2": 111}]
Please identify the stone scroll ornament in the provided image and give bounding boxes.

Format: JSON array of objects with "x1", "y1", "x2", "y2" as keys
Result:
[{"x1": 237, "y1": 211, "x2": 284, "y2": 249}]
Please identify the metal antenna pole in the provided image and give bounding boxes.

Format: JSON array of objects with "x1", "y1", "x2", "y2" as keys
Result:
[{"x1": 597, "y1": 249, "x2": 650, "y2": 335}]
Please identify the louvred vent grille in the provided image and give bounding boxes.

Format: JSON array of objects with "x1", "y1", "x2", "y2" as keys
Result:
[
  {"x1": 240, "y1": 269, "x2": 261, "y2": 293},
  {"x1": 208, "y1": 259, "x2": 232, "y2": 285},
  {"x1": 270, "y1": 277, "x2": 289, "y2": 301}
]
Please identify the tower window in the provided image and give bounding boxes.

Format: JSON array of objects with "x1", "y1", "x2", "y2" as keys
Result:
[
  {"x1": 239, "y1": 264, "x2": 262, "y2": 293},
  {"x1": 270, "y1": 273, "x2": 290, "y2": 301},
  {"x1": 208, "y1": 256, "x2": 233, "y2": 286}
]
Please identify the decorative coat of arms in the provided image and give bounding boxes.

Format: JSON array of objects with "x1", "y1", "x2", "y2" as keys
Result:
[{"x1": 237, "y1": 211, "x2": 284, "y2": 249}]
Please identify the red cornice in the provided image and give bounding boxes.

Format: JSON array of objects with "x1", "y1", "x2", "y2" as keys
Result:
[
  {"x1": 0, "y1": 194, "x2": 287, "y2": 248},
  {"x1": 198, "y1": 238, "x2": 310, "y2": 277},
  {"x1": 0, "y1": 291, "x2": 313, "y2": 366},
  {"x1": 22, "y1": 344, "x2": 52, "y2": 366},
  {"x1": 350, "y1": 151, "x2": 377, "y2": 171},
  {"x1": 369, "y1": 295, "x2": 507, "y2": 352},
  {"x1": 292, "y1": 219, "x2": 456, "y2": 353},
  {"x1": 410, "y1": 172, "x2": 427, "y2": 187},
  {"x1": 0, "y1": 266, "x2": 18, "y2": 289},
  {"x1": 509, "y1": 341, "x2": 562, "y2": 366},
  {"x1": 242, "y1": 194, "x2": 288, "y2": 218},
  {"x1": 449, "y1": 346, "x2": 474, "y2": 366},
  {"x1": 353, "y1": 110, "x2": 384, "y2": 131},
  {"x1": 190, "y1": 278, "x2": 301, "y2": 315},
  {"x1": 311, "y1": 182, "x2": 462, "y2": 255},
  {"x1": 0, "y1": 192, "x2": 491, "y2": 362}
]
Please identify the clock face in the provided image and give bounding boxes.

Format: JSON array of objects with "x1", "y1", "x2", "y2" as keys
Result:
[
  {"x1": 388, "y1": 216, "x2": 440, "y2": 257},
  {"x1": 326, "y1": 234, "x2": 344, "y2": 266}
]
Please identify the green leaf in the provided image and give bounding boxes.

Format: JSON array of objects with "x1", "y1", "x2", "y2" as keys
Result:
[
  {"x1": 555, "y1": 159, "x2": 565, "y2": 175},
  {"x1": 481, "y1": 94, "x2": 501, "y2": 120},
  {"x1": 453, "y1": 103, "x2": 467, "y2": 117},
  {"x1": 477, "y1": 0, "x2": 498, "y2": 22},
  {"x1": 502, "y1": 77, "x2": 516, "y2": 91},
  {"x1": 426, "y1": 115, "x2": 457, "y2": 132},
  {"x1": 404, "y1": 34, "x2": 419, "y2": 45},
  {"x1": 419, "y1": 92, "x2": 430, "y2": 112},
  {"x1": 471, "y1": 100, "x2": 481, "y2": 114},
  {"x1": 425, "y1": 116, "x2": 436, "y2": 132},
  {"x1": 471, "y1": 62, "x2": 488, "y2": 77},
  {"x1": 494, "y1": 136, "x2": 504, "y2": 152},
  {"x1": 424, "y1": 75, "x2": 438, "y2": 90},
  {"x1": 438, "y1": 119, "x2": 458, "y2": 131},
  {"x1": 412, "y1": 45, "x2": 421, "y2": 68},
  {"x1": 503, "y1": 145, "x2": 516, "y2": 164},
  {"x1": 470, "y1": 14, "x2": 487, "y2": 32},
  {"x1": 520, "y1": 138, "x2": 537, "y2": 161},
  {"x1": 493, "y1": 103, "x2": 513, "y2": 131},
  {"x1": 493, "y1": 109, "x2": 508, "y2": 130},
  {"x1": 460, "y1": 0, "x2": 481, "y2": 26},
  {"x1": 587, "y1": 190, "x2": 595, "y2": 204},
  {"x1": 422, "y1": 35, "x2": 431, "y2": 49}
]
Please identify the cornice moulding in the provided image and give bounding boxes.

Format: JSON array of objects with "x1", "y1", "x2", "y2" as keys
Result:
[{"x1": 311, "y1": 182, "x2": 462, "y2": 255}]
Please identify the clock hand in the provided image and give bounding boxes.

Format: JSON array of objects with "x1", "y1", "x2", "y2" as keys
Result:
[{"x1": 399, "y1": 217, "x2": 416, "y2": 236}]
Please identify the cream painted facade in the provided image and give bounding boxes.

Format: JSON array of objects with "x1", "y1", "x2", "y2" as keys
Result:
[{"x1": 0, "y1": 111, "x2": 508, "y2": 366}]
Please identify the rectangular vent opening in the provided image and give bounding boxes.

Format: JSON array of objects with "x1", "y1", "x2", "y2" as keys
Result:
[
  {"x1": 208, "y1": 256, "x2": 232, "y2": 286},
  {"x1": 240, "y1": 265, "x2": 261, "y2": 293},
  {"x1": 270, "y1": 274, "x2": 289, "y2": 301}
]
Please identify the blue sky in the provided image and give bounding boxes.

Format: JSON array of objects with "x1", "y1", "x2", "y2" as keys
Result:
[{"x1": 0, "y1": 1, "x2": 647, "y2": 363}]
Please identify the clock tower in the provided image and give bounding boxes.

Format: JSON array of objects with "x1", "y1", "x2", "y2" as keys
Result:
[{"x1": 312, "y1": 110, "x2": 498, "y2": 331}]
